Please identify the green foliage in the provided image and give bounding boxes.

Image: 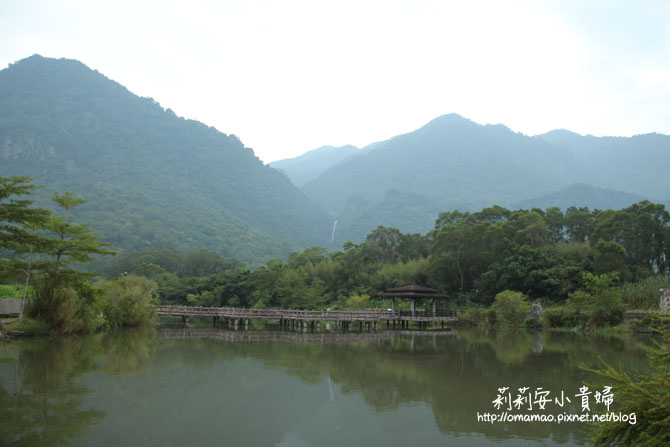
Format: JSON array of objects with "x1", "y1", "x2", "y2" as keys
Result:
[
  {"x1": 96, "y1": 275, "x2": 157, "y2": 328},
  {"x1": 27, "y1": 274, "x2": 105, "y2": 334},
  {"x1": 456, "y1": 307, "x2": 491, "y2": 326},
  {"x1": 344, "y1": 293, "x2": 370, "y2": 310},
  {"x1": 492, "y1": 290, "x2": 530, "y2": 327},
  {"x1": 542, "y1": 307, "x2": 567, "y2": 328},
  {"x1": 0, "y1": 284, "x2": 32, "y2": 298},
  {"x1": 563, "y1": 273, "x2": 625, "y2": 328},
  {"x1": 9, "y1": 317, "x2": 50, "y2": 336},
  {"x1": 586, "y1": 326, "x2": 670, "y2": 447},
  {"x1": 620, "y1": 275, "x2": 670, "y2": 310}
]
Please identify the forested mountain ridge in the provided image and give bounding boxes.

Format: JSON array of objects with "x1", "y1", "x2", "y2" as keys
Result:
[
  {"x1": 537, "y1": 130, "x2": 670, "y2": 198},
  {"x1": 296, "y1": 114, "x2": 670, "y2": 246},
  {"x1": 301, "y1": 114, "x2": 589, "y2": 215},
  {"x1": 0, "y1": 55, "x2": 332, "y2": 263},
  {"x1": 510, "y1": 183, "x2": 656, "y2": 211}
]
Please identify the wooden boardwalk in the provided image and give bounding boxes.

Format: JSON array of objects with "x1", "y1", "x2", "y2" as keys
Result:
[{"x1": 154, "y1": 305, "x2": 457, "y2": 330}]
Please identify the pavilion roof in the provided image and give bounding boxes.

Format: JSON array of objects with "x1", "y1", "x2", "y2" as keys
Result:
[{"x1": 380, "y1": 284, "x2": 450, "y2": 299}]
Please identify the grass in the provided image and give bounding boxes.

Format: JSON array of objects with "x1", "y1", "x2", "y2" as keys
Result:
[
  {"x1": 3, "y1": 318, "x2": 50, "y2": 336},
  {"x1": 620, "y1": 275, "x2": 670, "y2": 309},
  {"x1": 0, "y1": 284, "x2": 32, "y2": 299}
]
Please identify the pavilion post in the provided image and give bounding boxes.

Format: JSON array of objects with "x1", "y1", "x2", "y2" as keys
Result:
[
  {"x1": 411, "y1": 298, "x2": 415, "y2": 316},
  {"x1": 392, "y1": 297, "x2": 396, "y2": 313},
  {"x1": 432, "y1": 298, "x2": 436, "y2": 316}
]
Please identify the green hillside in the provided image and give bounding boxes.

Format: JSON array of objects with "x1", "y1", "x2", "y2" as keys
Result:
[{"x1": 0, "y1": 55, "x2": 332, "y2": 264}]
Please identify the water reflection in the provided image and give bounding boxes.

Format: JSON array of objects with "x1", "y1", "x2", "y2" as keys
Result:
[{"x1": 0, "y1": 327, "x2": 652, "y2": 446}]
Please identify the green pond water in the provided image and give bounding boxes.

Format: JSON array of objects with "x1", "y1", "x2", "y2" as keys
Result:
[{"x1": 0, "y1": 325, "x2": 653, "y2": 446}]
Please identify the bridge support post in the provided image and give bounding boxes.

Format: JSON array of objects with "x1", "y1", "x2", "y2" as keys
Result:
[{"x1": 182, "y1": 315, "x2": 189, "y2": 324}]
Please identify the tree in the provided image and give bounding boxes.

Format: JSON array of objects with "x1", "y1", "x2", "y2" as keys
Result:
[
  {"x1": 0, "y1": 176, "x2": 52, "y2": 319},
  {"x1": 41, "y1": 191, "x2": 115, "y2": 284},
  {"x1": 565, "y1": 206, "x2": 594, "y2": 243}
]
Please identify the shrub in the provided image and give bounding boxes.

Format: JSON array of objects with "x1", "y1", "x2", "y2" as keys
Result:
[
  {"x1": 524, "y1": 317, "x2": 542, "y2": 329},
  {"x1": 492, "y1": 290, "x2": 530, "y2": 327},
  {"x1": 344, "y1": 293, "x2": 370, "y2": 310},
  {"x1": 457, "y1": 307, "x2": 485, "y2": 326},
  {"x1": 97, "y1": 275, "x2": 157, "y2": 328},
  {"x1": 565, "y1": 273, "x2": 626, "y2": 328},
  {"x1": 27, "y1": 275, "x2": 105, "y2": 334},
  {"x1": 543, "y1": 307, "x2": 566, "y2": 328}
]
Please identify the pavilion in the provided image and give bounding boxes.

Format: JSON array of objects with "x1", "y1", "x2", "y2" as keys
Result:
[{"x1": 380, "y1": 285, "x2": 450, "y2": 316}]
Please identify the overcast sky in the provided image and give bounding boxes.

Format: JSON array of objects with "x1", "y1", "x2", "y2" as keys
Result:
[{"x1": 2, "y1": 0, "x2": 669, "y2": 163}]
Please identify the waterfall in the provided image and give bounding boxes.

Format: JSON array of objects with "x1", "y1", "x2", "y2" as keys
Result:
[{"x1": 330, "y1": 220, "x2": 338, "y2": 244}]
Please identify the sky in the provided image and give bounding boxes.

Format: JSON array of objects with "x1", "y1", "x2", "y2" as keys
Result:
[{"x1": 1, "y1": 0, "x2": 669, "y2": 163}]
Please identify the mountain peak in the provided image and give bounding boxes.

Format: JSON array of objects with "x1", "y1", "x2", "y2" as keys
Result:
[{"x1": 422, "y1": 113, "x2": 476, "y2": 128}]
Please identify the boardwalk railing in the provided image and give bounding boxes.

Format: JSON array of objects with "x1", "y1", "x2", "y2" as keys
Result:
[
  {"x1": 398, "y1": 310, "x2": 457, "y2": 318},
  {"x1": 154, "y1": 305, "x2": 457, "y2": 322}
]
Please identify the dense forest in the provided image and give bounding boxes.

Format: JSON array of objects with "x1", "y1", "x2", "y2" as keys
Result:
[{"x1": 102, "y1": 201, "x2": 670, "y2": 320}]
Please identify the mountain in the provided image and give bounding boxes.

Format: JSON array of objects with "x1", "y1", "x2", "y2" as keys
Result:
[
  {"x1": 0, "y1": 55, "x2": 332, "y2": 264},
  {"x1": 537, "y1": 130, "x2": 670, "y2": 198},
  {"x1": 510, "y1": 183, "x2": 649, "y2": 211},
  {"x1": 269, "y1": 145, "x2": 360, "y2": 187},
  {"x1": 301, "y1": 114, "x2": 587, "y2": 215},
  {"x1": 299, "y1": 115, "x2": 670, "y2": 245}
]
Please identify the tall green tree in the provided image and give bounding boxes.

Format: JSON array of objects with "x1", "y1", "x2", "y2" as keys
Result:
[
  {"x1": 0, "y1": 176, "x2": 52, "y2": 318},
  {"x1": 41, "y1": 191, "x2": 115, "y2": 284}
]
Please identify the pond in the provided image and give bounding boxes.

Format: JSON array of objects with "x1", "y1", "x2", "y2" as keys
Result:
[{"x1": 0, "y1": 325, "x2": 652, "y2": 446}]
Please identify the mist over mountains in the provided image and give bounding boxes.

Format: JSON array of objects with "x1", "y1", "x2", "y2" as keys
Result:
[
  {"x1": 2, "y1": 54, "x2": 668, "y2": 261},
  {"x1": 269, "y1": 145, "x2": 359, "y2": 187},
  {"x1": 273, "y1": 115, "x2": 670, "y2": 245}
]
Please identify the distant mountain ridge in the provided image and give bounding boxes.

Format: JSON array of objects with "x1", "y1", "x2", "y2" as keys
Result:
[
  {"x1": 0, "y1": 55, "x2": 332, "y2": 263},
  {"x1": 269, "y1": 145, "x2": 359, "y2": 187},
  {"x1": 284, "y1": 114, "x2": 670, "y2": 245},
  {"x1": 510, "y1": 183, "x2": 650, "y2": 211},
  {"x1": 301, "y1": 114, "x2": 593, "y2": 214}
]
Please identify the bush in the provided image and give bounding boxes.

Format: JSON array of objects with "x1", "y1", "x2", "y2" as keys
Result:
[
  {"x1": 96, "y1": 275, "x2": 157, "y2": 328},
  {"x1": 344, "y1": 293, "x2": 370, "y2": 310},
  {"x1": 457, "y1": 307, "x2": 486, "y2": 326},
  {"x1": 543, "y1": 307, "x2": 566, "y2": 328},
  {"x1": 27, "y1": 275, "x2": 105, "y2": 334},
  {"x1": 492, "y1": 290, "x2": 530, "y2": 327},
  {"x1": 524, "y1": 317, "x2": 542, "y2": 329},
  {"x1": 565, "y1": 273, "x2": 626, "y2": 328}
]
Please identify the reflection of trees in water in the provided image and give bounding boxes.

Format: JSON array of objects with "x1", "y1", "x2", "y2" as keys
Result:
[
  {"x1": 179, "y1": 328, "x2": 650, "y2": 444},
  {"x1": 0, "y1": 327, "x2": 652, "y2": 446},
  {"x1": 0, "y1": 329, "x2": 157, "y2": 446},
  {"x1": 0, "y1": 337, "x2": 104, "y2": 446}
]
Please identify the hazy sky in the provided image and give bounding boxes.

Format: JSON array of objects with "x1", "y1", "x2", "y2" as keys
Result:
[{"x1": 2, "y1": 0, "x2": 669, "y2": 163}]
